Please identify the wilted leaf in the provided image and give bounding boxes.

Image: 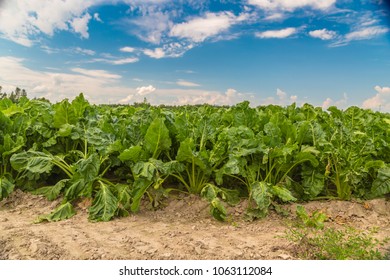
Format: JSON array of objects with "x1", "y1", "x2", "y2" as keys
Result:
[
  {"x1": 31, "y1": 179, "x2": 68, "y2": 201},
  {"x1": 35, "y1": 202, "x2": 76, "y2": 223}
]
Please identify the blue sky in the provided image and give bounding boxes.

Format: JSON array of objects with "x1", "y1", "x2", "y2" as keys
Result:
[{"x1": 0, "y1": 0, "x2": 389, "y2": 110}]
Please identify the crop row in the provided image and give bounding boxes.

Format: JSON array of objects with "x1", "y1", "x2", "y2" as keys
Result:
[{"x1": 0, "y1": 94, "x2": 389, "y2": 222}]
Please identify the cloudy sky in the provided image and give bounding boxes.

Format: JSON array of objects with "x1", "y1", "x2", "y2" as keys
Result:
[{"x1": 0, "y1": 0, "x2": 389, "y2": 110}]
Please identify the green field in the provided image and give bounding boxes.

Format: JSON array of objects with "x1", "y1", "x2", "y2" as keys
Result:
[{"x1": 1, "y1": 94, "x2": 389, "y2": 222}]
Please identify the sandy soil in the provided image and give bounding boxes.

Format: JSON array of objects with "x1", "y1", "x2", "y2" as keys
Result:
[{"x1": 0, "y1": 190, "x2": 389, "y2": 260}]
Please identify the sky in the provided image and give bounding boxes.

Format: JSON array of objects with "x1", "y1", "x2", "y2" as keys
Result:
[{"x1": 0, "y1": 0, "x2": 389, "y2": 111}]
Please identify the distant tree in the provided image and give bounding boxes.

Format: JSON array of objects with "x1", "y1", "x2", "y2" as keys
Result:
[{"x1": 0, "y1": 86, "x2": 28, "y2": 102}]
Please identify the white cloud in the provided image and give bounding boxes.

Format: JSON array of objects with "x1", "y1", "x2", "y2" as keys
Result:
[
  {"x1": 128, "y1": 11, "x2": 172, "y2": 44},
  {"x1": 256, "y1": 27, "x2": 297, "y2": 38},
  {"x1": 71, "y1": 68, "x2": 121, "y2": 79},
  {"x1": 73, "y1": 47, "x2": 95, "y2": 55},
  {"x1": 120, "y1": 84, "x2": 157, "y2": 103},
  {"x1": 264, "y1": 13, "x2": 285, "y2": 20},
  {"x1": 276, "y1": 88, "x2": 287, "y2": 99},
  {"x1": 345, "y1": 26, "x2": 389, "y2": 41},
  {"x1": 248, "y1": 0, "x2": 336, "y2": 11},
  {"x1": 309, "y1": 28, "x2": 337, "y2": 40},
  {"x1": 111, "y1": 57, "x2": 139, "y2": 65},
  {"x1": 176, "y1": 79, "x2": 200, "y2": 87},
  {"x1": 70, "y1": 13, "x2": 92, "y2": 39},
  {"x1": 93, "y1": 13, "x2": 103, "y2": 23},
  {"x1": 170, "y1": 12, "x2": 248, "y2": 43},
  {"x1": 322, "y1": 93, "x2": 348, "y2": 109},
  {"x1": 120, "y1": 46, "x2": 135, "y2": 53},
  {"x1": 136, "y1": 85, "x2": 156, "y2": 95},
  {"x1": 0, "y1": 55, "x2": 130, "y2": 104},
  {"x1": 143, "y1": 48, "x2": 165, "y2": 59},
  {"x1": 0, "y1": 0, "x2": 98, "y2": 46},
  {"x1": 362, "y1": 86, "x2": 390, "y2": 111}
]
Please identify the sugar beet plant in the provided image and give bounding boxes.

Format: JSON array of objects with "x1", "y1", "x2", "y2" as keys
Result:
[{"x1": 0, "y1": 94, "x2": 389, "y2": 222}]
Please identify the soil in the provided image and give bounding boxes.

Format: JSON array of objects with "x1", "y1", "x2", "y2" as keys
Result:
[{"x1": 0, "y1": 190, "x2": 389, "y2": 260}]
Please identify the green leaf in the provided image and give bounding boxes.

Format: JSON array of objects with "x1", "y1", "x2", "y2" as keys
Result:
[
  {"x1": 219, "y1": 187, "x2": 241, "y2": 206},
  {"x1": 118, "y1": 145, "x2": 143, "y2": 162},
  {"x1": 296, "y1": 205, "x2": 326, "y2": 229},
  {"x1": 0, "y1": 176, "x2": 14, "y2": 201},
  {"x1": 53, "y1": 99, "x2": 76, "y2": 128},
  {"x1": 176, "y1": 138, "x2": 207, "y2": 171},
  {"x1": 116, "y1": 183, "x2": 132, "y2": 211},
  {"x1": 88, "y1": 181, "x2": 119, "y2": 222},
  {"x1": 35, "y1": 202, "x2": 76, "y2": 223},
  {"x1": 301, "y1": 168, "x2": 325, "y2": 199},
  {"x1": 144, "y1": 118, "x2": 171, "y2": 158},
  {"x1": 31, "y1": 179, "x2": 68, "y2": 201},
  {"x1": 10, "y1": 151, "x2": 53, "y2": 174},
  {"x1": 64, "y1": 177, "x2": 91, "y2": 200},
  {"x1": 370, "y1": 167, "x2": 390, "y2": 198},
  {"x1": 132, "y1": 161, "x2": 156, "y2": 181},
  {"x1": 248, "y1": 181, "x2": 271, "y2": 218},
  {"x1": 271, "y1": 185, "x2": 297, "y2": 202},
  {"x1": 130, "y1": 178, "x2": 152, "y2": 212},
  {"x1": 57, "y1": 123, "x2": 73, "y2": 137},
  {"x1": 210, "y1": 198, "x2": 227, "y2": 221},
  {"x1": 75, "y1": 153, "x2": 100, "y2": 182}
]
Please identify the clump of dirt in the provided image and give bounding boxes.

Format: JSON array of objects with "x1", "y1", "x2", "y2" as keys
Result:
[{"x1": 0, "y1": 190, "x2": 389, "y2": 260}]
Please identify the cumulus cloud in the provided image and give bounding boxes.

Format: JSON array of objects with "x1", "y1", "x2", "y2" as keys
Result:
[
  {"x1": 170, "y1": 12, "x2": 248, "y2": 43},
  {"x1": 321, "y1": 93, "x2": 348, "y2": 109},
  {"x1": 0, "y1": 0, "x2": 98, "y2": 46},
  {"x1": 248, "y1": 0, "x2": 336, "y2": 11},
  {"x1": 256, "y1": 27, "x2": 297, "y2": 38},
  {"x1": 362, "y1": 86, "x2": 390, "y2": 111},
  {"x1": 136, "y1": 85, "x2": 156, "y2": 95},
  {"x1": 70, "y1": 13, "x2": 92, "y2": 39},
  {"x1": 309, "y1": 28, "x2": 337, "y2": 40}
]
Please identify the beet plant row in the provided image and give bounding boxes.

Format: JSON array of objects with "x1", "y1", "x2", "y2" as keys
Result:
[{"x1": 0, "y1": 94, "x2": 389, "y2": 222}]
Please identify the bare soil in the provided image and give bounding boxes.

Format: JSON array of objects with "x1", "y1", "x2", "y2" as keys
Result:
[{"x1": 0, "y1": 190, "x2": 389, "y2": 260}]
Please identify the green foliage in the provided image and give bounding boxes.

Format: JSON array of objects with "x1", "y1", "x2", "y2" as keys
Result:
[
  {"x1": 286, "y1": 226, "x2": 389, "y2": 260},
  {"x1": 295, "y1": 205, "x2": 327, "y2": 229},
  {"x1": 1, "y1": 93, "x2": 389, "y2": 222}
]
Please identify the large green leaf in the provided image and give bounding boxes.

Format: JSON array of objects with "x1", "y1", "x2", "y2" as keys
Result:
[
  {"x1": 248, "y1": 181, "x2": 271, "y2": 218},
  {"x1": 118, "y1": 145, "x2": 143, "y2": 162},
  {"x1": 370, "y1": 167, "x2": 390, "y2": 198},
  {"x1": 75, "y1": 153, "x2": 100, "y2": 182},
  {"x1": 271, "y1": 185, "x2": 297, "y2": 202},
  {"x1": 10, "y1": 151, "x2": 53, "y2": 174},
  {"x1": 301, "y1": 168, "x2": 325, "y2": 199},
  {"x1": 31, "y1": 179, "x2": 68, "y2": 201},
  {"x1": 176, "y1": 138, "x2": 207, "y2": 170},
  {"x1": 53, "y1": 99, "x2": 77, "y2": 128},
  {"x1": 64, "y1": 177, "x2": 92, "y2": 200},
  {"x1": 0, "y1": 176, "x2": 14, "y2": 201},
  {"x1": 144, "y1": 118, "x2": 171, "y2": 158},
  {"x1": 88, "y1": 181, "x2": 119, "y2": 222},
  {"x1": 35, "y1": 202, "x2": 76, "y2": 223}
]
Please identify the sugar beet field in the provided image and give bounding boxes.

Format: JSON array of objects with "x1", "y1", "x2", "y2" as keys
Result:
[{"x1": 0, "y1": 94, "x2": 389, "y2": 260}]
